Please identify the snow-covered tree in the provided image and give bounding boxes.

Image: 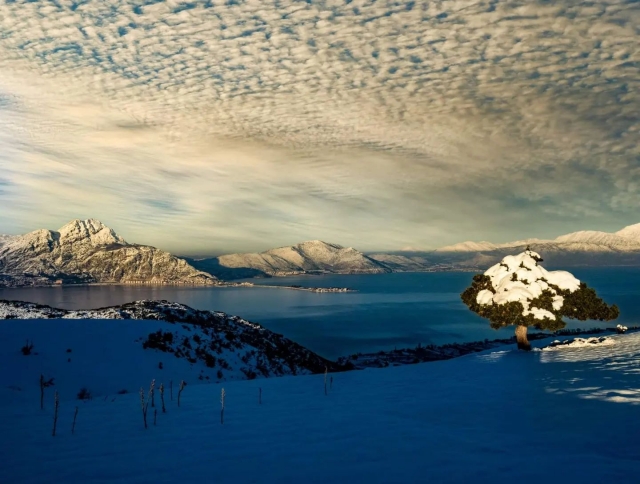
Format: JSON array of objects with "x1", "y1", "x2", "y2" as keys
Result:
[{"x1": 461, "y1": 249, "x2": 619, "y2": 350}]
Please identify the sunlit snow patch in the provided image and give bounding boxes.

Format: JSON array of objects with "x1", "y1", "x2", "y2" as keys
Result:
[{"x1": 541, "y1": 337, "x2": 614, "y2": 350}]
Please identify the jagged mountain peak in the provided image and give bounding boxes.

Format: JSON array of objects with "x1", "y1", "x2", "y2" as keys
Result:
[
  {"x1": 294, "y1": 240, "x2": 349, "y2": 253},
  {"x1": 0, "y1": 219, "x2": 216, "y2": 286},
  {"x1": 297, "y1": 239, "x2": 342, "y2": 248},
  {"x1": 57, "y1": 218, "x2": 126, "y2": 246}
]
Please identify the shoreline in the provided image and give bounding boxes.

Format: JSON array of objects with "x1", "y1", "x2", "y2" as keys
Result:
[
  {"x1": 6, "y1": 264, "x2": 636, "y2": 290},
  {"x1": 336, "y1": 326, "x2": 639, "y2": 369},
  {"x1": 0, "y1": 297, "x2": 634, "y2": 373},
  {"x1": 0, "y1": 280, "x2": 355, "y2": 293},
  {"x1": 0, "y1": 268, "x2": 480, "y2": 290}
]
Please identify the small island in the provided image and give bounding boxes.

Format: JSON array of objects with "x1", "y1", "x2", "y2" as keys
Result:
[{"x1": 243, "y1": 282, "x2": 354, "y2": 293}]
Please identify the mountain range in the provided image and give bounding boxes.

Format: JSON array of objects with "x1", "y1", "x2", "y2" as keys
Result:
[
  {"x1": 425, "y1": 223, "x2": 640, "y2": 269},
  {"x1": 198, "y1": 223, "x2": 640, "y2": 278},
  {"x1": 1, "y1": 219, "x2": 640, "y2": 286}
]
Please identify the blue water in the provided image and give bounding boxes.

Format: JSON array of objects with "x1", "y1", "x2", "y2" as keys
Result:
[{"x1": 0, "y1": 268, "x2": 637, "y2": 359}]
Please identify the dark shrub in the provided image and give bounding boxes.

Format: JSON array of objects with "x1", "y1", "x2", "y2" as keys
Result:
[{"x1": 21, "y1": 340, "x2": 34, "y2": 356}]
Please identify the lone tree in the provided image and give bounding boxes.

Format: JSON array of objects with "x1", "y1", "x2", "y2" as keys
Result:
[{"x1": 461, "y1": 249, "x2": 619, "y2": 350}]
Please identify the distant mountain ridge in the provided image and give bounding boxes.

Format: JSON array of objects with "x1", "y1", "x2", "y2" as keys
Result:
[
  {"x1": 423, "y1": 223, "x2": 640, "y2": 270},
  {"x1": 189, "y1": 223, "x2": 640, "y2": 279},
  {"x1": 438, "y1": 224, "x2": 640, "y2": 253},
  {"x1": 189, "y1": 240, "x2": 390, "y2": 279},
  {"x1": 0, "y1": 219, "x2": 217, "y2": 286},
  {"x1": 2, "y1": 220, "x2": 639, "y2": 286}
]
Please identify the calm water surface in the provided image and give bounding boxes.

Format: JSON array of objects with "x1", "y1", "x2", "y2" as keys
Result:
[{"x1": 1, "y1": 268, "x2": 637, "y2": 359}]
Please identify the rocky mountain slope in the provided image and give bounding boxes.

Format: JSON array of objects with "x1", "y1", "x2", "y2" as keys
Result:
[
  {"x1": 0, "y1": 219, "x2": 217, "y2": 286},
  {"x1": 0, "y1": 299, "x2": 343, "y2": 387},
  {"x1": 365, "y1": 253, "x2": 433, "y2": 272},
  {"x1": 0, "y1": 235, "x2": 17, "y2": 248},
  {"x1": 189, "y1": 240, "x2": 390, "y2": 279}
]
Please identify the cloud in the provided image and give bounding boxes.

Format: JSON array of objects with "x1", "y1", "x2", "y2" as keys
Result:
[{"x1": 0, "y1": 0, "x2": 638, "y2": 253}]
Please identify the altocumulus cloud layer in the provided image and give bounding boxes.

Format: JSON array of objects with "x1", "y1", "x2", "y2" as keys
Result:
[{"x1": 0, "y1": 0, "x2": 638, "y2": 254}]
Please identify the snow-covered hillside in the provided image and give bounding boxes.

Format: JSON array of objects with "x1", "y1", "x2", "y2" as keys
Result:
[
  {"x1": 190, "y1": 240, "x2": 390, "y2": 279},
  {"x1": 0, "y1": 219, "x2": 217, "y2": 286},
  {"x1": 0, "y1": 300, "x2": 339, "y2": 406},
  {"x1": 2, "y1": 328, "x2": 640, "y2": 483}
]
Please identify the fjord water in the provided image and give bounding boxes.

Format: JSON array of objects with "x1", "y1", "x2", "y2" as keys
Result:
[{"x1": 1, "y1": 268, "x2": 637, "y2": 360}]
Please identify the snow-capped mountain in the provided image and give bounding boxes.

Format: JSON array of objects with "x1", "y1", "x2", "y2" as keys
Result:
[
  {"x1": 0, "y1": 219, "x2": 217, "y2": 286},
  {"x1": 439, "y1": 224, "x2": 640, "y2": 253},
  {"x1": 435, "y1": 240, "x2": 503, "y2": 253},
  {"x1": 189, "y1": 240, "x2": 390, "y2": 279},
  {"x1": 429, "y1": 223, "x2": 640, "y2": 269}
]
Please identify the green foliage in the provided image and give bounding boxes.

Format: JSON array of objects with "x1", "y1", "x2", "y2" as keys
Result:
[
  {"x1": 559, "y1": 283, "x2": 619, "y2": 321},
  {"x1": 460, "y1": 274, "x2": 618, "y2": 332},
  {"x1": 460, "y1": 274, "x2": 493, "y2": 314}
]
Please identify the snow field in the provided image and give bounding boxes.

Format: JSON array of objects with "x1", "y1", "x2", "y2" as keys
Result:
[{"x1": 2, "y1": 324, "x2": 640, "y2": 483}]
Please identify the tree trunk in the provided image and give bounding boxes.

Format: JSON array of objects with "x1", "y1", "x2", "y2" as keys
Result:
[{"x1": 515, "y1": 325, "x2": 531, "y2": 351}]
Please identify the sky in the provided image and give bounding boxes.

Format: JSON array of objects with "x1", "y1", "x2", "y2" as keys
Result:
[{"x1": 0, "y1": 0, "x2": 638, "y2": 256}]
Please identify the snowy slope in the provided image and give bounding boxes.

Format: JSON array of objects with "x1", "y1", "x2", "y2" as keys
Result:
[
  {"x1": 615, "y1": 223, "x2": 640, "y2": 239},
  {"x1": 0, "y1": 219, "x2": 217, "y2": 286},
  {"x1": 435, "y1": 240, "x2": 500, "y2": 252},
  {"x1": 555, "y1": 230, "x2": 628, "y2": 246},
  {"x1": 191, "y1": 240, "x2": 390, "y2": 279},
  {"x1": 0, "y1": 300, "x2": 339, "y2": 407},
  {"x1": 2, "y1": 331, "x2": 640, "y2": 483},
  {"x1": 365, "y1": 253, "x2": 432, "y2": 271}
]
